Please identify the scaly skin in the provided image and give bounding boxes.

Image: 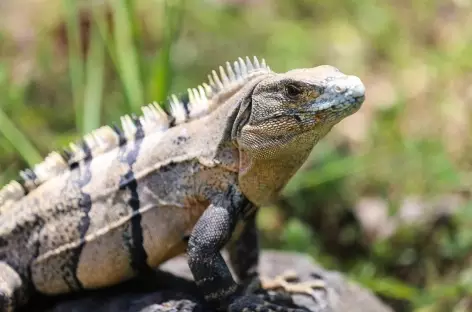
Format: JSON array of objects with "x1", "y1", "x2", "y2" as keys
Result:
[{"x1": 0, "y1": 57, "x2": 365, "y2": 312}]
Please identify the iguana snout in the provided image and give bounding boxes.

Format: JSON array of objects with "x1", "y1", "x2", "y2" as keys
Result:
[{"x1": 317, "y1": 73, "x2": 365, "y2": 113}]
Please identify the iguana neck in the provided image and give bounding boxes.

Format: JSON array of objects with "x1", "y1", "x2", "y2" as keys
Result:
[
  {"x1": 237, "y1": 124, "x2": 334, "y2": 207},
  {"x1": 238, "y1": 149, "x2": 310, "y2": 207},
  {"x1": 239, "y1": 151, "x2": 303, "y2": 206}
]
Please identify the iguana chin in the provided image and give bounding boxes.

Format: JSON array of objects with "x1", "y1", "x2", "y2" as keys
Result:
[{"x1": 0, "y1": 56, "x2": 365, "y2": 312}]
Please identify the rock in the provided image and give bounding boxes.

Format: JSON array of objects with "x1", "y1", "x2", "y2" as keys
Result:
[{"x1": 28, "y1": 251, "x2": 393, "y2": 312}]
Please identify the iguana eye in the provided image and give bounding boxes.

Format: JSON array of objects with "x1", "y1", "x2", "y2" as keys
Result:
[{"x1": 285, "y1": 84, "x2": 303, "y2": 99}]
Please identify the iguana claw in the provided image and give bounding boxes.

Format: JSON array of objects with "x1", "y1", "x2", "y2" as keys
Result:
[{"x1": 260, "y1": 270, "x2": 326, "y2": 300}]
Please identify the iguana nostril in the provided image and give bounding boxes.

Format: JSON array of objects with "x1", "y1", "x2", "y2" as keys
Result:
[{"x1": 334, "y1": 85, "x2": 346, "y2": 93}]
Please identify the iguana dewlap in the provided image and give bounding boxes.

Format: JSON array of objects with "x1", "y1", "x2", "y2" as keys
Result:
[{"x1": 0, "y1": 57, "x2": 365, "y2": 312}]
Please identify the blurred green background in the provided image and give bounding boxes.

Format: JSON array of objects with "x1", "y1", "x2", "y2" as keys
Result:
[{"x1": 1, "y1": 0, "x2": 471, "y2": 311}]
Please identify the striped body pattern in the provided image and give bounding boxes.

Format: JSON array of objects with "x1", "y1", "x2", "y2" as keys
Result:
[{"x1": 0, "y1": 57, "x2": 365, "y2": 312}]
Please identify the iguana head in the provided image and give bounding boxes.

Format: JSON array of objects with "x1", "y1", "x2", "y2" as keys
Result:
[{"x1": 233, "y1": 65, "x2": 365, "y2": 206}]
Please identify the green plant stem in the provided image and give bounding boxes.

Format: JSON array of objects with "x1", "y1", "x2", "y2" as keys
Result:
[
  {"x1": 82, "y1": 22, "x2": 105, "y2": 133},
  {"x1": 0, "y1": 109, "x2": 41, "y2": 166}
]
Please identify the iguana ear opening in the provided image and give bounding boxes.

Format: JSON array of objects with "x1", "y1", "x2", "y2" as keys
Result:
[{"x1": 231, "y1": 96, "x2": 252, "y2": 144}]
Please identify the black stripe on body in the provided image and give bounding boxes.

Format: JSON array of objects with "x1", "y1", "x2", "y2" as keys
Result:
[
  {"x1": 118, "y1": 120, "x2": 153, "y2": 275},
  {"x1": 68, "y1": 141, "x2": 93, "y2": 290}
]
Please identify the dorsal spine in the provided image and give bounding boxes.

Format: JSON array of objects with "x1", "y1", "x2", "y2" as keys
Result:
[{"x1": 0, "y1": 56, "x2": 271, "y2": 210}]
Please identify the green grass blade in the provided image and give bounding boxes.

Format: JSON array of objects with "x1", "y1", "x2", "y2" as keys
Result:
[
  {"x1": 92, "y1": 7, "x2": 118, "y2": 73},
  {"x1": 82, "y1": 20, "x2": 105, "y2": 133},
  {"x1": 0, "y1": 108, "x2": 42, "y2": 166},
  {"x1": 111, "y1": 0, "x2": 144, "y2": 112},
  {"x1": 147, "y1": 0, "x2": 185, "y2": 104},
  {"x1": 125, "y1": 0, "x2": 144, "y2": 58},
  {"x1": 62, "y1": 0, "x2": 85, "y2": 134}
]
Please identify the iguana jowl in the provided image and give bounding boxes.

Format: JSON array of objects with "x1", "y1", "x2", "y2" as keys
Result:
[{"x1": 0, "y1": 57, "x2": 365, "y2": 312}]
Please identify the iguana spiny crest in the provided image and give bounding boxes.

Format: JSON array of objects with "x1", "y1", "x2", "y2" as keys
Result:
[{"x1": 0, "y1": 56, "x2": 272, "y2": 211}]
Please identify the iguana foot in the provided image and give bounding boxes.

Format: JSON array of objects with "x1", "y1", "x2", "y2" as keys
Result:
[
  {"x1": 228, "y1": 294, "x2": 307, "y2": 312},
  {"x1": 260, "y1": 270, "x2": 326, "y2": 300}
]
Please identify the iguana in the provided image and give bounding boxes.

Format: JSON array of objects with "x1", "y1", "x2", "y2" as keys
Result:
[{"x1": 0, "y1": 56, "x2": 365, "y2": 312}]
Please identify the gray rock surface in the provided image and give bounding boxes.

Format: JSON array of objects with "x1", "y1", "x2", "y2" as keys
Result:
[{"x1": 27, "y1": 251, "x2": 393, "y2": 312}]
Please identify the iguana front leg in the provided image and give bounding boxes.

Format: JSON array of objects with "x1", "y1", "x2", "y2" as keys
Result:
[
  {"x1": 187, "y1": 192, "x2": 241, "y2": 309},
  {"x1": 228, "y1": 207, "x2": 327, "y2": 308},
  {"x1": 226, "y1": 209, "x2": 302, "y2": 308},
  {"x1": 228, "y1": 207, "x2": 260, "y2": 289},
  {"x1": 227, "y1": 209, "x2": 289, "y2": 307},
  {"x1": 187, "y1": 189, "x2": 305, "y2": 312}
]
